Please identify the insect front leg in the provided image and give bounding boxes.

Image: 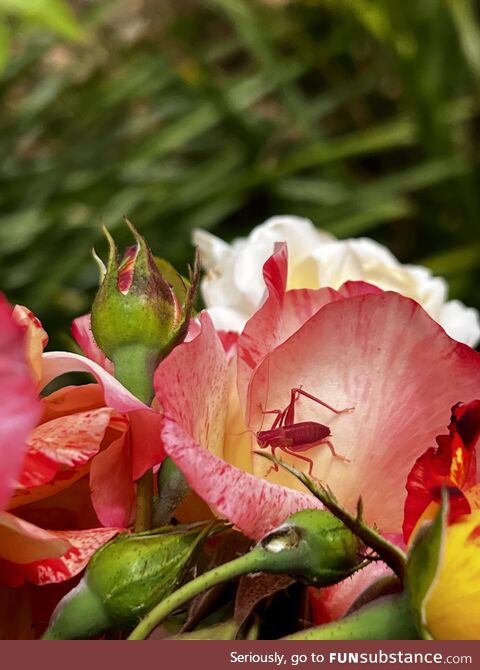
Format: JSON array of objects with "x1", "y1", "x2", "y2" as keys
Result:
[
  {"x1": 260, "y1": 407, "x2": 286, "y2": 431},
  {"x1": 263, "y1": 434, "x2": 293, "y2": 476}
]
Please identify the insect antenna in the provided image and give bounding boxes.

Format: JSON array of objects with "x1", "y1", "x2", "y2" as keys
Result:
[{"x1": 226, "y1": 428, "x2": 257, "y2": 438}]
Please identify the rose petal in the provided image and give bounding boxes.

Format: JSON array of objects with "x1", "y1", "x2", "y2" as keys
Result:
[
  {"x1": 403, "y1": 400, "x2": 480, "y2": 540},
  {"x1": 309, "y1": 561, "x2": 394, "y2": 625},
  {"x1": 336, "y1": 281, "x2": 384, "y2": 298},
  {"x1": 129, "y1": 409, "x2": 165, "y2": 481},
  {"x1": 0, "y1": 512, "x2": 70, "y2": 564},
  {"x1": 237, "y1": 244, "x2": 339, "y2": 412},
  {"x1": 218, "y1": 331, "x2": 239, "y2": 358},
  {"x1": 0, "y1": 527, "x2": 119, "y2": 587},
  {"x1": 18, "y1": 408, "x2": 114, "y2": 489},
  {"x1": 89, "y1": 423, "x2": 134, "y2": 528},
  {"x1": 162, "y1": 417, "x2": 320, "y2": 540},
  {"x1": 12, "y1": 305, "x2": 48, "y2": 382},
  {"x1": 0, "y1": 295, "x2": 41, "y2": 510},
  {"x1": 40, "y1": 384, "x2": 105, "y2": 423},
  {"x1": 154, "y1": 312, "x2": 230, "y2": 459},
  {"x1": 247, "y1": 291, "x2": 480, "y2": 532},
  {"x1": 41, "y1": 351, "x2": 146, "y2": 413},
  {"x1": 71, "y1": 314, "x2": 114, "y2": 373}
]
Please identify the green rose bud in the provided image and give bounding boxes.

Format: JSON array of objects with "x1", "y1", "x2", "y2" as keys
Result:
[
  {"x1": 91, "y1": 220, "x2": 199, "y2": 402},
  {"x1": 43, "y1": 523, "x2": 213, "y2": 640},
  {"x1": 257, "y1": 509, "x2": 364, "y2": 586}
]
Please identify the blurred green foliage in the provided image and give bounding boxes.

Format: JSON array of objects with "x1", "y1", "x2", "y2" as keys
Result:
[
  {"x1": 0, "y1": 0, "x2": 479, "y2": 346},
  {"x1": 0, "y1": 0, "x2": 84, "y2": 67}
]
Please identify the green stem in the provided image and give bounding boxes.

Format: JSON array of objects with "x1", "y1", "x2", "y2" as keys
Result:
[
  {"x1": 42, "y1": 581, "x2": 111, "y2": 640},
  {"x1": 112, "y1": 344, "x2": 158, "y2": 405},
  {"x1": 284, "y1": 592, "x2": 419, "y2": 640},
  {"x1": 135, "y1": 470, "x2": 154, "y2": 533},
  {"x1": 154, "y1": 457, "x2": 191, "y2": 526},
  {"x1": 128, "y1": 547, "x2": 268, "y2": 640},
  {"x1": 112, "y1": 343, "x2": 159, "y2": 532}
]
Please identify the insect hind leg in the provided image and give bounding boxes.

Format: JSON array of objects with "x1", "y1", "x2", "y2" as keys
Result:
[
  {"x1": 290, "y1": 388, "x2": 354, "y2": 415},
  {"x1": 282, "y1": 439, "x2": 350, "y2": 478},
  {"x1": 322, "y1": 440, "x2": 350, "y2": 463},
  {"x1": 282, "y1": 446, "x2": 315, "y2": 476}
]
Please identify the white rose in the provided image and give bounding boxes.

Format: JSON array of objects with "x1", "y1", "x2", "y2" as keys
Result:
[{"x1": 193, "y1": 216, "x2": 480, "y2": 347}]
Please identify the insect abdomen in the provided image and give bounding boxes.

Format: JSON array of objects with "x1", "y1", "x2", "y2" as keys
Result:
[{"x1": 284, "y1": 421, "x2": 331, "y2": 445}]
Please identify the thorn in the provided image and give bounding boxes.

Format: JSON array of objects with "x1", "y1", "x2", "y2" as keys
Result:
[{"x1": 356, "y1": 497, "x2": 364, "y2": 522}]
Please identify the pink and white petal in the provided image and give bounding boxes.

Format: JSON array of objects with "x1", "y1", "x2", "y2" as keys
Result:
[
  {"x1": 129, "y1": 409, "x2": 165, "y2": 481},
  {"x1": 89, "y1": 431, "x2": 134, "y2": 528},
  {"x1": 71, "y1": 314, "x2": 114, "y2": 373},
  {"x1": 247, "y1": 292, "x2": 480, "y2": 532},
  {"x1": 0, "y1": 295, "x2": 41, "y2": 510},
  {"x1": 18, "y1": 408, "x2": 114, "y2": 490},
  {"x1": 218, "y1": 331, "x2": 239, "y2": 359},
  {"x1": 184, "y1": 317, "x2": 202, "y2": 342},
  {"x1": 236, "y1": 245, "x2": 287, "y2": 398},
  {"x1": 155, "y1": 312, "x2": 230, "y2": 459},
  {"x1": 336, "y1": 281, "x2": 384, "y2": 298},
  {"x1": 162, "y1": 417, "x2": 321, "y2": 541},
  {"x1": 27, "y1": 527, "x2": 120, "y2": 586},
  {"x1": 12, "y1": 306, "x2": 48, "y2": 348},
  {"x1": 309, "y1": 561, "x2": 394, "y2": 625},
  {"x1": 237, "y1": 245, "x2": 339, "y2": 412},
  {"x1": 0, "y1": 512, "x2": 70, "y2": 564},
  {"x1": 0, "y1": 527, "x2": 119, "y2": 587},
  {"x1": 41, "y1": 351, "x2": 146, "y2": 413},
  {"x1": 12, "y1": 305, "x2": 49, "y2": 382},
  {"x1": 41, "y1": 384, "x2": 105, "y2": 423}
]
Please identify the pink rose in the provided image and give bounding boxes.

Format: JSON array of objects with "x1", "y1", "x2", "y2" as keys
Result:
[{"x1": 154, "y1": 243, "x2": 480, "y2": 620}]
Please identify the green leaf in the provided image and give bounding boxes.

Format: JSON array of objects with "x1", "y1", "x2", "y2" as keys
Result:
[
  {"x1": 405, "y1": 490, "x2": 448, "y2": 639},
  {"x1": 0, "y1": 20, "x2": 10, "y2": 69},
  {"x1": 285, "y1": 592, "x2": 419, "y2": 640},
  {"x1": 446, "y1": 0, "x2": 480, "y2": 83},
  {"x1": 0, "y1": 0, "x2": 84, "y2": 40}
]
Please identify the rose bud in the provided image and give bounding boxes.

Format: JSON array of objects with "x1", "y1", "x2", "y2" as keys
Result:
[
  {"x1": 43, "y1": 522, "x2": 214, "y2": 639},
  {"x1": 91, "y1": 220, "x2": 199, "y2": 403}
]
